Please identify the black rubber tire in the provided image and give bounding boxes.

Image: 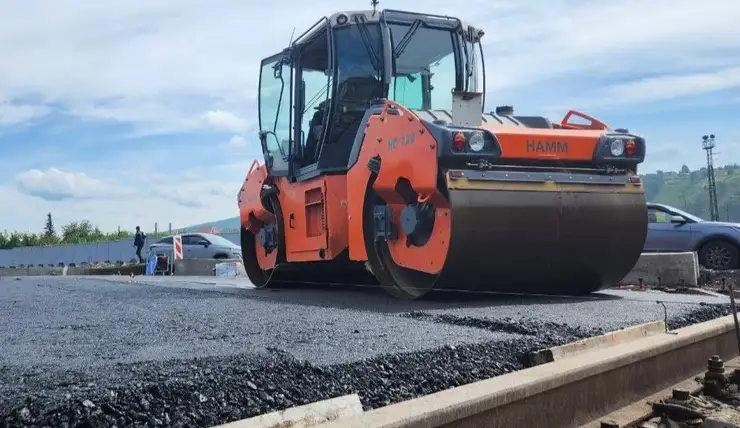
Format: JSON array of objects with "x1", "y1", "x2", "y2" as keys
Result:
[
  {"x1": 698, "y1": 240, "x2": 740, "y2": 270},
  {"x1": 213, "y1": 254, "x2": 229, "y2": 259}
]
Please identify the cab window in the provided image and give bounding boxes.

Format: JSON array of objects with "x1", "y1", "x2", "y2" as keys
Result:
[
  {"x1": 259, "y1": 56, "x2": 292, "y2": 173},
  {"x1": 296, "y1": 28, "x2": 331, "y2": 167},
  {"x1": 388, "y1": 24, "x2": 457, "y2": 111}
]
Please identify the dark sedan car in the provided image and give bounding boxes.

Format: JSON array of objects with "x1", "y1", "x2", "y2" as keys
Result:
[{"x1": 645, "y1": 202, "x2": 740, "y2": 270}]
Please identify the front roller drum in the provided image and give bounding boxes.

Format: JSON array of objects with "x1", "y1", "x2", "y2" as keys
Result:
[
  {"x1": 436, "y1": 188, "x2": 647, "y2": 294},
  {"x1": 367, "y1": 185, "x2": 648, "y2": 298}
]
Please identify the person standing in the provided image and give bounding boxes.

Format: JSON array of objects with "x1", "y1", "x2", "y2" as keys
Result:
[{"x1": 134, "y1": 226, "x2": 146, "y2": 263}]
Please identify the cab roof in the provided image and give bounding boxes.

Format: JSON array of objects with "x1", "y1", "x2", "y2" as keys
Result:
[{"x1": 295, "y1": 9, "x2": 483, "y2": 45}]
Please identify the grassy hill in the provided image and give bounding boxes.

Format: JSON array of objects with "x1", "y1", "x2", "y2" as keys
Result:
[
  {"x1": 643, "y1": 164, "x2": 740, "y2": 222},
  {"x1": 185, "y1": 164, "x2": 740, "y2": 233},
  {"x1": 179, "y1": 216, "x2": 240, "y2": 233}
]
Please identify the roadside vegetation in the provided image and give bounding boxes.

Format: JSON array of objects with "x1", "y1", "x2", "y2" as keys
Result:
[
  {"x1": 0, "y1": 213, "x2": 169, "y2": 250},
  {"x1": 643, "y1": 163, "x2": 740, "y2": 221}
]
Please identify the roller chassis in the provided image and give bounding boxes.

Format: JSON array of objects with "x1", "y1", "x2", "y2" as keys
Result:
[
  {"x1": 238, "y1": 8, "x2": 648, "y2": 300},
  {"x1": 240, "y1": 100, "x2": 647, "y2": 299}
]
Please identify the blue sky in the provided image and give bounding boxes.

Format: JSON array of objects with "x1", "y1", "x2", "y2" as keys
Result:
[{"x1": 1, "y1": 0, "x2": 739, "y2": 233}]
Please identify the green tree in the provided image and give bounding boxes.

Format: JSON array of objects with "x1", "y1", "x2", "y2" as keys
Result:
[
  {"x1": 680, "y1": 164, "x2": 690, "y2": 174},
  {"x1": 61, "y1": 220, "x2": 97, "y2": 244},
  {"x1": 5, "y1": 232, "x2": 22, "y2": 249},
  {"x1": 42, "y1": 212, "x2": 58, "y2": 245},
  {"x1": 44, "y1": 213, "x2": 55, "y2": 236}
]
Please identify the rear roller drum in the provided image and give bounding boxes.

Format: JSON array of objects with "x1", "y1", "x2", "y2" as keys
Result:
[
  {"x1": 241, "y1": 193, "x2": 285, "y2": 288},
  {"x1": 363, "y1": 189, "x2": 439, "y2": 300}
]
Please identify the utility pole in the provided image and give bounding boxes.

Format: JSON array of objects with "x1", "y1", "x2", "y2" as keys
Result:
[{"x1": 702, "y1": 134, "x2": 719, "y2": 221}]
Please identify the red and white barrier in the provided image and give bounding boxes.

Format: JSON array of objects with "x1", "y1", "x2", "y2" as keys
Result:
[{"x1": 173, "y1": 235, "x2": 183, "y2": 261}]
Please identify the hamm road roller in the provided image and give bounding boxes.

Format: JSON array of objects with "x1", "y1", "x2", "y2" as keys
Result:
[{"x1": 238, "y1": 7, "x2": 648, "y2": 299}]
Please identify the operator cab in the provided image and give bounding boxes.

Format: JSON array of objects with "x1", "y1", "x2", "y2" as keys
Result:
[{"x1": 257, "y1": 8, "x2": 485, "y2": 181}]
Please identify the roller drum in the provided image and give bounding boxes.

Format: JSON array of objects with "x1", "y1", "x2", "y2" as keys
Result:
[{"x1": 433, "y1": 181, "x2": 647, "y2": 294}]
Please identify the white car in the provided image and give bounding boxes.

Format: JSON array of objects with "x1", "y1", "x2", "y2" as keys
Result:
[{"x1": 147, "y1": 232, "x2": 242, "y2": 260}]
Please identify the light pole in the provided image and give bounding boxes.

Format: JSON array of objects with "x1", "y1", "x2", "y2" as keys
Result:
[{"x1": 702, "y1": 134, "x2": 719, "y2": 221}]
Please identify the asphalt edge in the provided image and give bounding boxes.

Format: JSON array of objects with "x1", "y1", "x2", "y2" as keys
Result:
[
  {"x1": 527, "y1": 319, "x2": 666, "y2": 366},
  {"x1": 309, "y1": 314, "x2": 739, "y2": 428}
]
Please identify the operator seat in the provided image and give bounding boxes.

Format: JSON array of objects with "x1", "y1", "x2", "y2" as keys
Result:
[
  {"x1": 318, "y1": 76, "x2": 384, "y2": 170},
  {"x1": 303, "y1": 99, "x2": 329, "y2": 167}
]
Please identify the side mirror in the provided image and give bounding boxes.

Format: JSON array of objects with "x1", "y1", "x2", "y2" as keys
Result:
[{"x1": 670, "y1": 215, "x2": 686, "y2": 224}]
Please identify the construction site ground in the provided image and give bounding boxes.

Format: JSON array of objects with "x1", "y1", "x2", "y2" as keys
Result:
[
  {"x1": 625, "y1": 356, "x2": 740, "y2": 428},
  {"x1": 0, "y1": 275, "x2": 736, "y2": 427}
]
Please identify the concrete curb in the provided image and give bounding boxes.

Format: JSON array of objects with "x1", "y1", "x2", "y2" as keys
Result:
[
  {"x1": 173, "y1": 258, "x2": 244, "y2": 276},
  {"x1": 0, "y1": 264, "x2": 145, "y2": 277},
  {"x1": 213, "y1": 394, "x2": 363, "y2": 428},
  {"x1": 312, "y1": 314, "x2": 739, "y2": 428},
  {"x1": 527, "y1": 320, "x2": 666, "y2": 366}
]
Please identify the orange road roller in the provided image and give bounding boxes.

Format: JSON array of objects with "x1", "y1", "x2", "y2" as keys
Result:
[{"x1": 237, "y1": 7, "x2": 648, "y2": 299}]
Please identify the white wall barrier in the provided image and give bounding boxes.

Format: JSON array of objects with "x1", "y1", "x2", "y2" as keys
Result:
[{"x1": 0, "y1": 232, "x2": 240, "y2": 267}]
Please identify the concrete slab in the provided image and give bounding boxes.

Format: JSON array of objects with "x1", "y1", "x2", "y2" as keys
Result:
[
  {"x1": 214, "y1": 394, "x2": 363, "y2": 428},
  {"x1": 173, "y1": 258, "x2": 243, "y2": 276},
  {"x1": 0, "y1": 266, "x2": 64, "y2": 276},
  {"x1": 619, "y1": 252, "x2": 699, "y2": 287}
]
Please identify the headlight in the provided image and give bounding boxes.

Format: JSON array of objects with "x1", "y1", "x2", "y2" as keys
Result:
[
  {"x1": 468, "y1": 132, "x2": 485, "y2": 152},
  {"x1": 610, "y1": 139, "x2": 625, "y2": 156}
]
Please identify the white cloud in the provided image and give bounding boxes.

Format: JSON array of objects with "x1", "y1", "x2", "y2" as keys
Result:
[
  {"x1": 0, "y1": 0, "x2": 736, "y2": 132},
  {"x1": 558, "y1": 67, "x2": 740, "y2": 110},
  {"x1": 13, "y1": 165, "x2": 238, "y2": 211},
  {"x1": 608, "y1": 67, "x2": 740, "y2": 105},
  {"x1": 0, "y1": 183, "x2": 238, "y2": 234},
  {"x1": 203, "y1": 111, "x2": 250, "y2": 133},
  {"x1": 480, "y1": 0, "x2": 740, "y2": 94},
  {"x1": 149, "y1": 178, "x2": 237, "y2": 209},
  {"x1": 14, "y1": 168, "x2": 112, "y2": 201},
  {"x1": 219, "y1": 134, "x2": 248, "y2": 149},
  {"x1": 0, "y1": 102, "x2": 49, "y2": 126},
  {"x1": 5, "y1": 165, "x2": 241, "y2": 233}
]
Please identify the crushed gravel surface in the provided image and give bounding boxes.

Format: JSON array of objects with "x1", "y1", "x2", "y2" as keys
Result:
[{"x1": 0, "y1": 276, "x2": 735, "y2": 427}]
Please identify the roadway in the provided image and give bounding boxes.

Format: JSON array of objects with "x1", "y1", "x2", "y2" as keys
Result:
[{"x1": 0, "y1": 275, "x2": 732, "y2": 427}]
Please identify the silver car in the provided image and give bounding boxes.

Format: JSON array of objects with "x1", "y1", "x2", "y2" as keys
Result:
[
  {"x1": 645, "y1": 202, "x2": 740, "y2": 270},
  {"x1": 147, "y1": 233, "x2": 242, "y2": 260}
]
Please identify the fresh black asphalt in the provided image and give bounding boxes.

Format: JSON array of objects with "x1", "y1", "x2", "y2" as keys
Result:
[{"x1": 0, "y1": 276, "x2": 733, "y2": 427}]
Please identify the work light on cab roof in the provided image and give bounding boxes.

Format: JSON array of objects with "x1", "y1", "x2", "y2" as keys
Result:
[{"x1": 236, "y1": 2, "x2": 649, "y2": 300}]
